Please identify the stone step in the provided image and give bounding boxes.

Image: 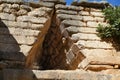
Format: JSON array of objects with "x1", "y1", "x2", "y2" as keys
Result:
[
  {"x1": 76, "y1": 40, "x2": 113, "y2": 49},
  {"x1": 71, "y1": 33, "x2": 101, "y2": 41},
  {"x1": 1, "y1": 69, "x2": 120, "y2": 80}
]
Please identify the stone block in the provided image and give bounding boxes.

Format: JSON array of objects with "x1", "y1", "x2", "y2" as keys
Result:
[
  {"x1": 28, "y1": 10, "x2": 46, "y2": 17},
  {"x1": 62, "y1": 20, "x2": 86, "y2": 27},
  {"x1": 11, "y1": 4, "x2": 19, "y2": 10},
  {"x1": 90, "y1": 12, "x2": 104, "y2": 17},
  {"x1": 0, "y1": 28, "x2": 40, "y2": 36},
  {"x1": 87, "y1": 21, "x2": 98, "y2": 27},
  {"x1": 17, "y1": 9, "x2": 28, "y2": 16},
  {"x1": 57, "y1": 14, "x2": 82, "y2": 20},
  {"x1": 82, "y1": 16, "x2": 94, "y2": 21},
  {"x1": 71, "y1": 33, "x2": 101, "y2": 41},
  {"x1": 0, "y1": 13, "x2": 16, "y2": 21},
  {"x1": 17, "y1": 16, "x2": 48, "y2": 24},
  {"x1": 76, "y1": 40, "x2": 113, "y2": 49},
  {"x1": 94, "y1": 17, "x2": 104, "y2": 22},
  {"x1": 55, "y1": 4, "x2": 82, "y2": 11},
  {"x1": 20, "y1": 45, "x2": 32, "y2": 56},
  {"x1": 79, "y1": 11, "x2": 89, "y2": 16},
  {"x1": 56, "y1": 10, "x2": 77, "y2": 15},
  {"x1": 20, "y1": 5, "x2": 32, "y2": 12},
  {"x1": 13, "y1": 35, "x2": 37, "y2": 45},
  {"x1": 80, "y1": 49, "x2": 116, "y2": 57},
  {"x1": 66, "y1": 26, "x2": 97, "y2": 34},
  {"x1": 87, "y1": 65, "x2": 114, "y2": 71},
  {"x1": 89, "y1": 56, "x2": 120, "y2": 65}
]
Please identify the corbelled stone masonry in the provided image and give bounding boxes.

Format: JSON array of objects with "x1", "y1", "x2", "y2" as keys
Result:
[{"x1": 0, "y1": 0, "x2": 120, "y2": 80}]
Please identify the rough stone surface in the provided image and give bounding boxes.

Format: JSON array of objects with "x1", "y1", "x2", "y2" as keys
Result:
[{"x1": 0, "y1": 1, "x2": 119, "y2": 80}]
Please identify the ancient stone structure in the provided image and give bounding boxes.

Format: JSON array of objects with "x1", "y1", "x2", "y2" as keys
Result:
[{"x1": 0, "y1": 0, "x2": 120, "y2": 80}]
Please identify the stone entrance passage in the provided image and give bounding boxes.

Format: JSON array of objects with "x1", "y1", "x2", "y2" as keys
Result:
[{"x1": 0, "y1": 0, "x2": 120, "y2": 80}]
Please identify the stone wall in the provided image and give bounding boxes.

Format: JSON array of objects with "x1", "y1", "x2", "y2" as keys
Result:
[{"x1": 0, "y1": 0, "x2": 120, "y2": 80}]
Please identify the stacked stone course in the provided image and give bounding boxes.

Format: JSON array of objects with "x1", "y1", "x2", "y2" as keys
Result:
[{"x1": 0, "y1": 0, "x2": 120, "y2": 80}]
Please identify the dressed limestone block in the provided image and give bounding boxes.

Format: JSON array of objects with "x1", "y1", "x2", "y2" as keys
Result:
[
  {"x1": 66, "y1": 26, "x2": 97, "y2": 34},
  {"x1": 57, "y1": 14, "x2": 82, "y2": 20},
  {"x1": 20, "y1": 5, "x2": 32, "y2": 12},
  {"x1": 0, "y1": 13, "x2": 16, "y2": 21},
  {"x1": 17, "y1": 9, "x2": 28, "y2": 16},
  {"x1": 90, "y1": 12, "x2": 104, "y2": 17},
  {"x1": 20, "y1": 45, "x2": 32, "y2": 56},
  {"x1": 56, "y1": 4, "x2": 82, "y2": 11},
  {"x1": 76, "y1": 40, "x2": 113, "y2": 49},
  {"x1": 71, "y1": 33, "x2": 101, "y2": 41},
  {"x1": 56, "y1": 10, "x2": 77, "y2": 15},
  {"x1": 89, "y1": 56, "x2": 120, "y2": 65},
  {"x1": 79, "y1": 11, "x2": 90, "y2": 16},
  {"x1": 0, "y1": 28, "x2": 40, "y2": 36},
  {"x1": 42, "y1": 0, "x2": 66, "y2": 4},
  {"x1": 1, "y1": 20, "x2": 43, "y2": 30},
  {"x1": 0, "y1": 35, "x2": 36, "y2": 45},
  {"x1": 62, "y1": 20, "x2": 86, "y2": 27},
  {"x1": 82, "y1": 16, "x2": 94, "y2": 21},
  {"x1": 94, "y1": 17, "x2": 105, "y2": 22},
  {"x1": 87, "y1": 65, "x2": 114, "y2": 71},
  {"x1": 17, "y1": 16, "x2": 48, "y2": 24},
  {"x1": 80, "y1": 49, "x2": 116, "y2": 57},
  {"x1": 0, "y1": 0, "x2": 24, "y2": 4},
  {"x1": 28, "y1": 10, "x2": 46, "y2": 17}
]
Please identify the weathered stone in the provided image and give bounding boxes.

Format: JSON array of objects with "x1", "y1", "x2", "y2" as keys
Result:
[
  {"x1": 13, "y1": 35, "x2": 37, "y2": 45},
  {"x1": 3, "y1": 7, "x2": 10, "y2": 13},
  {"x1": 17, "y1": 16, "x2": 48, "y2": 24},
  {"x1": 11, "y1": 4, "x2": 19, "y2": 10},
  {"x1": 56, "y1": 4, "x2": 82, "y2": 11},
  {"x1": 39, "y1": 2, "x2": 55, "y2": 8},
  {"x1": 57, "y1": 14, "x2": 82, "y2": 20},
  {"x1": 2, "y1": 21, "x2": 44, "y2": 30},
  {"x1": 79, "y1": 11, "x2": 89, "y2": 16},
  {"x1": 62, "y1": 20, "x2": 86, "y2": 27},
  {"x1": 2, "y1": 69, "x2": 115, "y2": 80},
  {"x1": 20, "y1": 45, "x2": 32, "y2": 56},
  {"x1": 89, "y1": 56, "x2": 120, "y2": 65},
  {"x1": 71, "y1": 33, "x2": 101, "y2": 41},
  {"x1": 76, "y1": 40, "x2": 113, "y2": 49},
  {"x1": 28, "y1": 10, "x2": 46, "y2": 17},
  {"x1": 80, "y1": 49, "x2": 116, "y2": 57},
  {"x1": 87, "y1": 21, "x2": 98, "y2": 27},
  {"x1": 0, "y1": 43, "x2": 20, "y2": 52},
  {"x1": 56, "y1": 10, "x2": 77, "y2": 15},
  {"x1": 20, "y1": 5, "x2": 32, "y2": 12},
  {"x1": 42, "y1": 0, "x2": 66, "y2": 4},
  {"x1": 82, "y1": 16, "x2": 94, "y2": 21},
  {"x1": 17, "y1": 9, "x2": 28, "y2": 16},
  {"x1": 0, "y1": 13, "x2": 16, "y2": 21},
  {"x1": 90, "y1": 12, "x2": 104, "y2": 17},
  {"x1": 95, "y1": 17, "x2": 104, "y2": 22},
  {"x1": 66, "y1": 26, "x2": 97, "y2": 33},
  {"x1": 0, "y1": 28, "x2": 40, "y2": 36},
  {"x1": 87, "y1": 65, "x2": 114, "y2": 71},
  {"x1": 1, "y1": 0, "x2": 24, "y2": 4}
]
